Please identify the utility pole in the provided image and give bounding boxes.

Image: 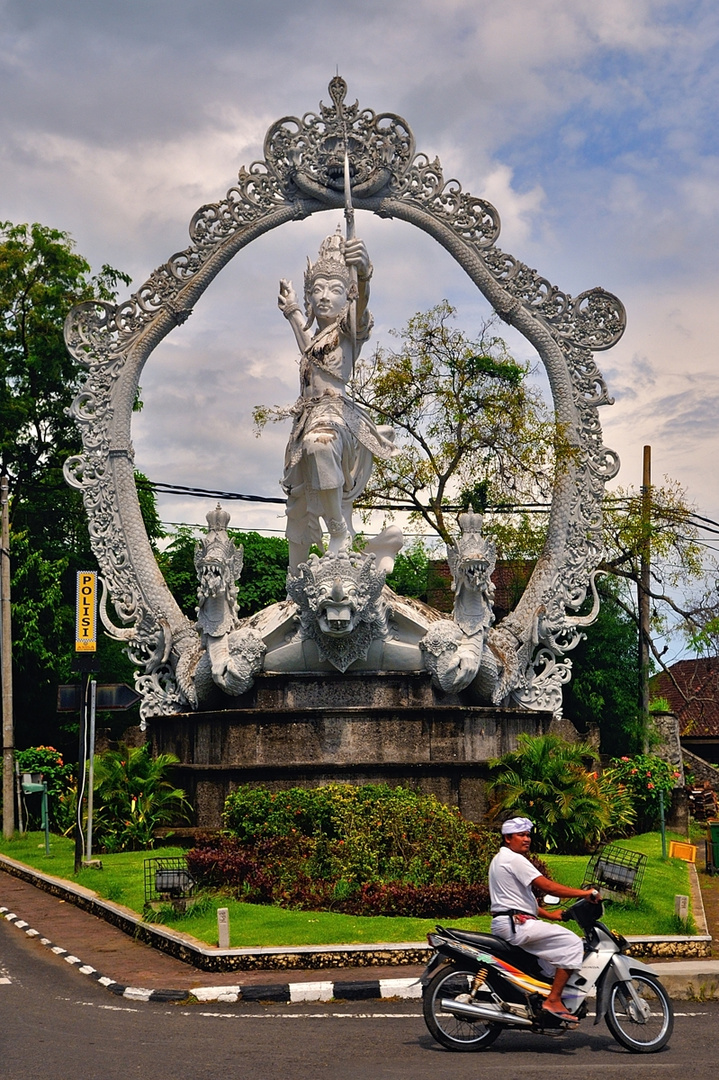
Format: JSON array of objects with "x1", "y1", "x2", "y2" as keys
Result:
[
  {"x1": 1, "y1": 475, "x2": 15, "y2": 838},
  {"x1": 639, "y1": 445, "x2": 651, "y2": 753}
]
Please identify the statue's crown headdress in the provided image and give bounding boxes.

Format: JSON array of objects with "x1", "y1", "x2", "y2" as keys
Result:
[
  {"x1": 194, "y1": 503, "x2": 243, "y2": 574},
  {"x1": 450, "y1": 511, "x2": 496, "y2": 572},
  {"x1": 304, "y1": 226, "x2": 351, "y2": 300}
]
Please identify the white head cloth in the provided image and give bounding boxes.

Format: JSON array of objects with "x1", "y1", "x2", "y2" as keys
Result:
[{"x1": 501, "y1": 816, "x2": 534, "y2": 835}]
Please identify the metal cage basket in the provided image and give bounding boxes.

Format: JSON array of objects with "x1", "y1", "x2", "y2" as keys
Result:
[
  {"x1": 144, "y1": 856, "x2": 196, "y2": 907},
  {"x1": 584, "y1": 843, "x2": 646, "y2": 903}
]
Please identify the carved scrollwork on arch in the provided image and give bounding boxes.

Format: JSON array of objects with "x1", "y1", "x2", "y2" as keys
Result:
[{"x1": 64, "y1": 76, "x2": 625, "y2": 719}]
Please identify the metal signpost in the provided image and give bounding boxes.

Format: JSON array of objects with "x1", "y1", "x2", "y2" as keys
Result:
[
  {"x1": 21, "y1": 773, "x2": 50, "y2": 855},
  {"x1": 1, "y1": 475, "x2": 14, "y2": 838},
  {"x1": 74, "y1": 571, "x2": 98, "y2": 872}
]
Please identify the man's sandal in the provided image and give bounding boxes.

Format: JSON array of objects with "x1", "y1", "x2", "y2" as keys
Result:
[{"x1": 541, "y1": 1004, "x2": 578, "y2": 1025}]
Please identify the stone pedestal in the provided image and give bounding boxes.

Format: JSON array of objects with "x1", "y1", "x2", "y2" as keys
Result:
[{"x1": 149, "y1": 672, "x2": 552, "y2": 828}]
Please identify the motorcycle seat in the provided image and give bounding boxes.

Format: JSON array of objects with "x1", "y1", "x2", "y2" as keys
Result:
[{"x1": 440, "y1": 928, "x2": 549, "y2": 983}]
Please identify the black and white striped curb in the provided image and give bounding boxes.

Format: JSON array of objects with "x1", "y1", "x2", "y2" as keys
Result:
[
  {"x1": 0, "y1": 906, "x2": 421, "y2": 1004},
  {"x1": 1, "y1": 906, "x2": 187, "y2": 1002},
  {"x1": 188, "y1": 976, "x2": 422, "y2": 1004}
]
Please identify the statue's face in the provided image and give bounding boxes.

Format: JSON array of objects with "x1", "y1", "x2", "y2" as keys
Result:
[
  {"x1": 315, "y1": 578, "x2": 361, "y2": 636},
  {"x1": 310, "y1": 275, "x2": 348, "y2": 322},
  {"x1": 461, "y1": 557, "x2": 490, "y2": 590}
]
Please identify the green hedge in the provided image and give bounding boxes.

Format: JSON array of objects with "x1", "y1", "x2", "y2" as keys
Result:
[{"x1": 188, "y1": 783, "x2": 516, "y2": 917}]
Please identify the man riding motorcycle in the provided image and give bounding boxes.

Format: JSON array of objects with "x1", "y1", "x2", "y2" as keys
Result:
[{"x1": 489, "y1": 816, "x2": 601, "y2": 1024}]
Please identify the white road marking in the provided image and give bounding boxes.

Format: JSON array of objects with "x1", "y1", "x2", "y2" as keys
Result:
[{"x1": 191, "y1": 1011, "x2": 424, "y2": 1019}]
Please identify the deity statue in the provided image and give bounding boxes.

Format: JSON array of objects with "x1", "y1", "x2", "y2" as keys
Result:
[{"x1": 277, "y1": 228, "x2": 397, "y2": 573}]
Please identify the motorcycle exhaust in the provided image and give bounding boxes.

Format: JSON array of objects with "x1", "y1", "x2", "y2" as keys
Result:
[{"x1": 439, "y1": 997, "x2": 534, "y2": 1027}]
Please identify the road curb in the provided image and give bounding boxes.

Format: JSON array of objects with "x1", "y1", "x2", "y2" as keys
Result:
[
  {"x1": 0, "y1": 905, "x2": 422, "y2": 1004},
  {"x1": 1, "y1": 854, "x2": 712, "y2": 970},
  {"x1": 1, "y1": 906, "x2": 188, "y2": 1002}
]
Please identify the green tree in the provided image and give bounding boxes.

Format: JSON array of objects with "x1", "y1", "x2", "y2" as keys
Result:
[
  {"x1": 562, "y1": 579, "x2": 643, "y2": 756},
  {"x1": 601, "y1": 480, "x2": 706, "y2": 637},
  {"x1": 0, "y1": 221, "x2": 133, "y2": 752},
  {"x1": 384, "y1": 539, "x2": 432, "y2": 601},
  {"x1": 351, "y1": 302, "x2": 558, "y2": 544},
  {"x1": 0, "y1": 221, "x2": 129, "y2": 513}
]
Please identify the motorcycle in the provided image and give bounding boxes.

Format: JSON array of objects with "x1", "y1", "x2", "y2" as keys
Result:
[{"x1": 421, "y1": 897, "x2": 673, "y2": 1054}]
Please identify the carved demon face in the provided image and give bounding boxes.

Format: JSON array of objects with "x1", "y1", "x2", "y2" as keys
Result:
[
  {"x1": 315, "y1": 576, "x2": 361, "y2": 637},
  {"x1": 196, "y1": 560, "x2": 232, "y2": 599},
  {"x1": 459, "y1": 557, "x2": 492, "y2": 591},
  {"x1": 287, "y1": 551, "x2": 390, "y2": 672}
]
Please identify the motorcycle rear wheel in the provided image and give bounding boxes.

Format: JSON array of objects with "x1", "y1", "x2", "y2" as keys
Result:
[
  {"x1": 605, "y1": 974, "x2": 673, "y2": 1053},
  {"x1": 423, "y1": 964, "x2": 502, "y2": 1052}
]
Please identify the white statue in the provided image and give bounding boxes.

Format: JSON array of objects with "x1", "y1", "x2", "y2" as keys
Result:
[
  {"x1": 278, "y1": 228, "x2": 398, "y2": 573},
  {"x1": 421, "y1": 512, "x2": 502, "y2": 696},
  {"x1": 176, "y1": 504, "x2": 265, "y2": 703}
]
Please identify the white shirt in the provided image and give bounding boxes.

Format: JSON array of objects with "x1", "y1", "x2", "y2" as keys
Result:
[{"x1": 488, "y1": 844, "x2": 541, "y2": 915}]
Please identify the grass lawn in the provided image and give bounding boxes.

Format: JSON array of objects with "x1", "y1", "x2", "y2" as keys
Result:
[
  {"x1": 0, "y1": 830, "x2": 696, "y2": 948},
  {"x1": 543, "y1": 832, "x2": 697, "y2": 937}
]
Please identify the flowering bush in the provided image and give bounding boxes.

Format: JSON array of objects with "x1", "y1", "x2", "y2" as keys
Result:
[
  {"x1": 15, "y1": 746, "x2": 75, "y2": 831},
  {"x1": 603, "y1": 754, "x2": 681, "y2": 831}
]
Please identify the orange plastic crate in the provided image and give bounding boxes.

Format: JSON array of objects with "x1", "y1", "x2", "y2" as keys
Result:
[{"x1": 668, "y1": 841, "x2": 697, "y2": 863}]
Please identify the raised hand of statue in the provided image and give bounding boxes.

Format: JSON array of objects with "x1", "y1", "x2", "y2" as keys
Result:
[
  {"x1": 278, "y1": 278, "x2": 301, "y2": 318},
  {"x1": 278, "y1": 277, "x2": 310, "y2": 354},
  {"x1": 344, "y1": 238, "x2": 372, "y2": 281}
]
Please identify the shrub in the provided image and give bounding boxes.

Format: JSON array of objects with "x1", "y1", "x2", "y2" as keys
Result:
[
  {"x1": 486, "y1": 734, "x2": 617, "y2": 854},
  {"x1": 91, "y1": 743, "x2": 191, "y2": 852},
  {"x1": 223, "y1": 782, "x2": 499, "y2": 884},
  {"x1": 189, "y1": 783, "x2": 505, "y2": 916},
  {"x1": 603, "y1": 755, "x2": 681, "y2": 832},
  {"x1": 15, "y1": 746, "x2": 75, "y2": 831}
]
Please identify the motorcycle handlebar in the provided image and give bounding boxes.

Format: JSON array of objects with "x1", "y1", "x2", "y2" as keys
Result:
[{"x1": 561, "y1": 895, "x2": 605, "y2": 927}]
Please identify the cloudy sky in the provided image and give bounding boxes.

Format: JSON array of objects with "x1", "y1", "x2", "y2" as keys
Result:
[{"x1": 2, "y1": 0, "x2": 718, "y2": 575}]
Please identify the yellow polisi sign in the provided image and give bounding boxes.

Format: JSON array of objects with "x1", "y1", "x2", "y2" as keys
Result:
[{"x1": 75, "y1": 571, "x2": 97, "y2": 652}]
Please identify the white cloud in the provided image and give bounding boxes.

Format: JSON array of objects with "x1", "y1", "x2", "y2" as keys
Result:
[{"x1": 1, "y1": 0, "x2": 717, "y2": 542}]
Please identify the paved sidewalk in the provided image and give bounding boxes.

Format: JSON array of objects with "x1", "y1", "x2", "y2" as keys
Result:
[
  {"x1": 2, "y1": 862, "x2": 719, "y2": 1005},
  {"x1": 0, "y1": 870, "x2": 425, "y2": 1002}
]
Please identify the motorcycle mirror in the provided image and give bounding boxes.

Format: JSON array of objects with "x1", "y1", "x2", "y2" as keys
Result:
[{"x1": 543, "y1": 894, "x2": 561, "y2": 905}]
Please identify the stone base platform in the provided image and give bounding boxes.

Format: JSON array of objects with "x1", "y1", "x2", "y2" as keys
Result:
[{"x1": 149, "y1": 671, "x2": 552, "y2": 828}]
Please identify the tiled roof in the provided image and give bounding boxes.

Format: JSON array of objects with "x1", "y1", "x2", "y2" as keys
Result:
[{"x1": 651, "y1": 657, "x2": 719, "y2": 738}]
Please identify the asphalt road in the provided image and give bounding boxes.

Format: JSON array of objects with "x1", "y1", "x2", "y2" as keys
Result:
[{"x1": 2, "y1": 917, "x2": 719, "y2": 1080}]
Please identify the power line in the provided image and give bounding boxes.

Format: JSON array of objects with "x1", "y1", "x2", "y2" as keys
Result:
[
  {"x1": 146, "y1": 479, "x2": 719, "y2": 533},
  {"x1": 143, "y1": 481, "x2": 285, "y2": 506}
]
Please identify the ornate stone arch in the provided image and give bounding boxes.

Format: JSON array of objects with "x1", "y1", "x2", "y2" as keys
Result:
[{"x1": 64, "y1": 77, "x2": 623, "y2": 719}]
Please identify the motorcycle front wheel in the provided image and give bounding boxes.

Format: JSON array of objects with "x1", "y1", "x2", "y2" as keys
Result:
[
  {"x1": 605, "y1": 974, "x2": 673, "y2": 1053},
  {"x1": 423, "y1": 964, "x2": 502, "y2": 1052}
]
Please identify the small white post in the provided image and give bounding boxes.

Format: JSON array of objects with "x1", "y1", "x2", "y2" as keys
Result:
[
  {"x1": 674, "y1": 895, "x2": 689, "y2": 923},
  {"x1": 217, "y1": 906, "x2": 230, "y2": 949}
]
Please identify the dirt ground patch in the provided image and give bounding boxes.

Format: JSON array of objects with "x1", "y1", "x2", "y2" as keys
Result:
[{"x1": 698, "y1": 868, "x2": 719, "y2": 956}]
